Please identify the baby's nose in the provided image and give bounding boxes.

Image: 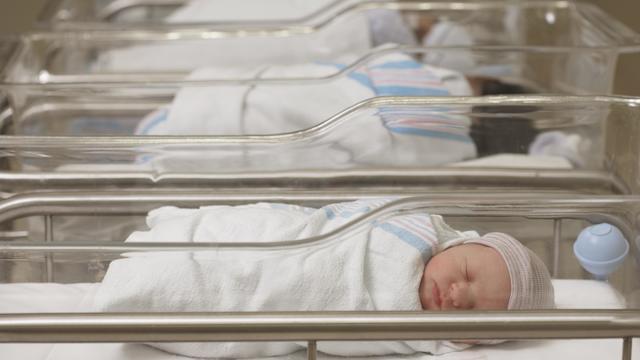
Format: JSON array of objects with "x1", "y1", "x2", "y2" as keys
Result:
[{"x1": 449, "y1": 282, "x2": 472, "y2": 309}]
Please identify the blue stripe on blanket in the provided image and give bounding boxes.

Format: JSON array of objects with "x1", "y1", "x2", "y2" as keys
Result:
[
  {"x1": 138, "y1": 108, "x2": 169, "y2": 135},
  {"x1": 322, "y1": 199, "x2": 391, "y2": 220},
  {"x1": 377, "y1": 222, "x2": 432, "y2": 262},
  {"x1": 385, "y1": 126, "x2": 473, "y2": 143},
  {"x1": 370, "y1": 60, "x2": 424, "y2": 70},
  {"x1": 137, "y1": 155, "x2": 149, "y2": 164},
  {"x1": 315, "y1": 61, "x2": 375, "y2": 91},
  {"x1": 378, "y1": 107, "x2": 463, "y2": 116},
  {"x1": 314, "y1": 60, "x2": 449, "y2": 97},
  {"x1": 269, "y1": 203, "x2": 316, "y2": 214},
  {"x1": 374, "y1": 86, "x2": 449, "y2": 97},
  {"x1": 323, "y1": 205, "x2": 371, "y2": 220},
  {"x1": 349, "y1": 72, "x2": 375, "y2": 90},
  {"x1": 324, "y1": 207, "x2": 335, "y2": 219}
]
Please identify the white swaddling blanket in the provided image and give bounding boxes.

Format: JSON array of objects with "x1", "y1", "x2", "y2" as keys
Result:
[
  {"x1": 94, "y1": 199, "x2": 479, "y2": 358},
  {"x1": 135, "y1": 52, "x2": 476, "y2": 172},
  {"x1": 167, "y1": 0, "x2": 336, "y2": 23},
  {"x1": 136, "y1": 52, "x2": 472, "y2": 136},
  {"x1": 94, "y1": 0, "x2": 420, "y2": 73},
  {"x1": 93, "y1": 1, "x2": 371, "y2": 72}
]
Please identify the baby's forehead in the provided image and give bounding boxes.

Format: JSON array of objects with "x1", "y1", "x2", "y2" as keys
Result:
[
  {"x1": 453, "y1": 242, "x2": 494, "y2": 253},
  {"x1": 456, "y1": 243, "x2": 505, "y2": 264}
]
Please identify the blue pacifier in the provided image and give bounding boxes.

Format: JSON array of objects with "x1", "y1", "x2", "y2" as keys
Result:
[{"x1": 573, "y1": 223, "x2": 629, "y2": 280}]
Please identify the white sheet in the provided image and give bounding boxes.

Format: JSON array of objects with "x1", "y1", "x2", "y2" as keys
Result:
[{"x1": 0, "y1": 280, "x2": 635, "y2": 360}]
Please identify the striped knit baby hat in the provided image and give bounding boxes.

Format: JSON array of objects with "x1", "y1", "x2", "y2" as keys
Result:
[{"x1": 465, "y1": 232, "x2": 555, "y2": 310}]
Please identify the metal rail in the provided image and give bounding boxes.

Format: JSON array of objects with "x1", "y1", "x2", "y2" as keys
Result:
[
  {"x1": 0, "y1": 310, "x2": 638, "y2": 342},
  {"x1": 553, "y1": 218, "x2": 562, "y2": 277},
  {"x1": 2, "y1": 311, "x2": 637, "y2": 359},
  {"x1": 44, "y1": 215, "x2": 54, "y2": 283},
  {"x1": 0, "y1": 169, "x2": 627, "y2": 194},
  {"x1": 0, "y1": 191, "x2": 633, "y2": 225}
]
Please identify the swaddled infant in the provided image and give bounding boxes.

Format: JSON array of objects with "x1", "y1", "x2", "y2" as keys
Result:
[
  {"x1": 94, "y1": 199, "x2": 554, "y2": 358},
  {"x1": 421, "y1": 231, "x2": 553, "y2": 311}
]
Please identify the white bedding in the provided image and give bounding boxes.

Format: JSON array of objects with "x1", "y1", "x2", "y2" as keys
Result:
[{"x1": 0, "y1": 279, "x2": 635, "y2": 360}]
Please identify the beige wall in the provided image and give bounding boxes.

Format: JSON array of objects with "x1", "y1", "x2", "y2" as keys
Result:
[
  {"x1": 1, "y1": 0, "x2": 639, "y2": 95},
  {"x1": 583, "y1": 0, "x2": 640, "y2": 96},
  {"x1": 0, "y1": 0, "x2": 45, "y2": 34}
]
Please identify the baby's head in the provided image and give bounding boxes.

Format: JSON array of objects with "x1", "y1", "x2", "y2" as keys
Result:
[{"x1": 420, "y1": 232, "x2": 554, "y2": 311}]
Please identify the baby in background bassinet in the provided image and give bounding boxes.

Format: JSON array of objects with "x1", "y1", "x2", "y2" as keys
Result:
[{"x1": 94, "y1": 198, "x2": 554, "y2": 359}]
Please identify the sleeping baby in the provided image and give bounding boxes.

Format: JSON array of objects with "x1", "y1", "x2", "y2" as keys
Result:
[
  {"x1": 94, "y1": 198, "x2": 554, "y2": 358},
  {"x1": 133, "y1": 51, "x2": 478, "y2": 172}
]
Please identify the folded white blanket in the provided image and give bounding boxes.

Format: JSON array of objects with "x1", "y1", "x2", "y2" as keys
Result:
[{"x1": 94, "y1": 199, "x2": 480, "y2": 358}]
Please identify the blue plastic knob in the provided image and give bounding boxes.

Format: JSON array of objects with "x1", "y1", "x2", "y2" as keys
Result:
[{"x1": 573, "y1": 223, "x2": 629, "y2": 280}]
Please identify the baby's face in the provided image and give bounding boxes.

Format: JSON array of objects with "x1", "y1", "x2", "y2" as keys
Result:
[{"x1": 419, "y1": 243, "x2": 510, "y2": 310}]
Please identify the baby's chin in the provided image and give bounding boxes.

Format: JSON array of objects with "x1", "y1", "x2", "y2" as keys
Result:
[{"x1": 422, "y1": 303, "x2": 439, "y2": 311}]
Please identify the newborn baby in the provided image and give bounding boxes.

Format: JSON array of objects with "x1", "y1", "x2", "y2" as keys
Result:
[
  {"x1": 134, "y1": 51, "x2": 477, "y2": 172},
  {"x1": 421, "y1": 232, "x2": 553, "y2": 311},
  {"x1": 94, "y1": 199, "x2": 554, "y2": 358}
]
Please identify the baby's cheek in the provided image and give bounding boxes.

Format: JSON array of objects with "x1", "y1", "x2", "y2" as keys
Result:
[
  {"x1": 419, "y1": 292, "x2": 428, "y2": 310},
  {"x1": 488, "y1": 286, "x2": 510, "y2": 309},
  {"x1": 496, "y1": 276, "x2": 511, "y2": 308},
  {"x1": 418, "y1": 276, "x2": 430, "y2": 309},
  {"x1": 473, "y1": 282, "x2": 509, "y2": 310},
  {"x1": 500, "y1": 286, "x2": 511, "y2": 308}
]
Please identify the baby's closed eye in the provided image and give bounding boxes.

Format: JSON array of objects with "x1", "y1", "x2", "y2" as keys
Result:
[{"x1": 463, "y1": 257, "x2": 471, "y2": 281}]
